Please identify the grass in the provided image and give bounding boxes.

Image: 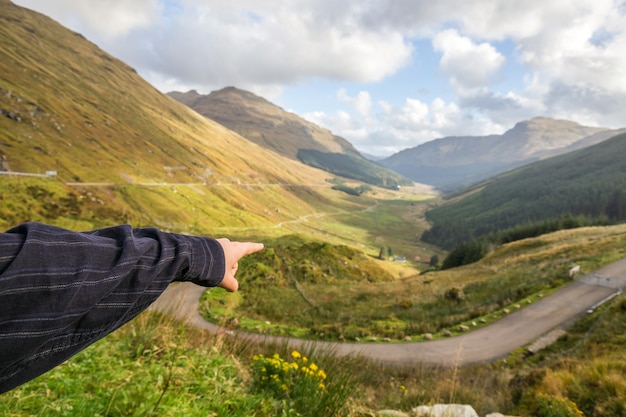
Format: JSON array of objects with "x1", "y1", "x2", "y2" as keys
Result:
[
  {"x1": 0, "y1": 312, "x2": 364, "y2": 417},
  {"x1": 509, "y1": 293, "x2": 626, "y2": 417},
  {"x1": 0, "y1": 313, "x2": 270, "y2": 416}
]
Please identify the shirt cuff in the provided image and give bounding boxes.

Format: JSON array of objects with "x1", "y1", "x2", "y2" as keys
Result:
[{"x1": 181, "y1": 236, "x2": 226, "y2": 287}]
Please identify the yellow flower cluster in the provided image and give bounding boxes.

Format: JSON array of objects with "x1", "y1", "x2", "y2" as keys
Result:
[
  {"x1": 251, "y1": 350, "x2": 328, "y2": 396},
  {"x1": 292, "y1": 351, "x2": 327, "y2": 387}
]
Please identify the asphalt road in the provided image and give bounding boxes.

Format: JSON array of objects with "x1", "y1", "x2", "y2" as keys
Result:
[{"x1": 150, "y1": 258, "x2": 626, "y2": 367}]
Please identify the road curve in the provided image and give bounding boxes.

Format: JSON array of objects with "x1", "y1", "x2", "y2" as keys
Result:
[{"x1": 149, "y1": 259, "x2": 626, "y2": 367}]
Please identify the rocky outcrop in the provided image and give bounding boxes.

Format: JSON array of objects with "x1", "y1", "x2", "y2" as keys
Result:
[{"x1": 0, "y1": 154, "x2": 9, "y2": 171}]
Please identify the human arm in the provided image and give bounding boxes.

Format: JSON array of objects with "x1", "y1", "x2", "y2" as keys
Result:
[{"x1": 0, "y1": 222, "x2": 262, "y2": 394}]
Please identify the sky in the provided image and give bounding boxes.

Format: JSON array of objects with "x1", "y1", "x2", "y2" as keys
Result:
[{"x1": 13, "y1": 0, "x2": 626, "y2": 156}]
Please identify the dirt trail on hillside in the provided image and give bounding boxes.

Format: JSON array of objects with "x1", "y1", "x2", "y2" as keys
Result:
[{"x1": 149, "y1": 258, "x2": 626, "y2": 367}]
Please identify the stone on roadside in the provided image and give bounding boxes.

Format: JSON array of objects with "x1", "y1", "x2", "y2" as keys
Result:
[{"x1": 412, "y1": 404, "x2": 479, "y2": 417}]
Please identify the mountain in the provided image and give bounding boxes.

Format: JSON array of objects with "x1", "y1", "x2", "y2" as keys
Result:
[
  {"x1": 168, "y1": 88, "x2": 412, "y2": 189},
  {"x1": 0, "y1": 0, "x2": 342, "y2": 231},
  {"x1": 168, "y1": 88, "x2": 357, "y2": 159},
  {"x1": 421, "y1": 131, "x2": 626, "y2": 249},
  {"x1": 380, "y1": 117, "x2": 622, "y2": 191}
]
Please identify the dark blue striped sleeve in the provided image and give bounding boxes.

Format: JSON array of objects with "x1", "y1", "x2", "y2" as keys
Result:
[{"x1": 0, "y1": 222, "x2": 225, "y2": 393}]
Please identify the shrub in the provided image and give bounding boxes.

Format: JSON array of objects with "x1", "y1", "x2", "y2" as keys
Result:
[{"x1": 444, "y1": 287, "x2": 466, "y2": 302}]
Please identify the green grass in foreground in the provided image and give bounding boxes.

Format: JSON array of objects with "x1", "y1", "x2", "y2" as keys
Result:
[
  {"x1": 0, "y1": 315, "x2": 270, "y2": 417},
  {"x1": 5, "y1": 292, "x2": 626, "y2": 417},
  {"x1": 0, "y1": 312, "x2": 363, "y2": 417}
]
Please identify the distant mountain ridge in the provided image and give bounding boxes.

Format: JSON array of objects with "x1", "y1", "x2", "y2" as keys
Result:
[
  {"x1": 380, "y1": 117, "x2": 625, "y2": 191},
  {"x1": 169, "y1": 88, "x2": 412, "y2": 189}
]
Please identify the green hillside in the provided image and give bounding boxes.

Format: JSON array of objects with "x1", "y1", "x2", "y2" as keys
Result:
[
  {"x1": 297, "y1": 149, "x2": 412, "y2": 189},
  {"x1": 422, "y1": 132, "x2": 626, "y2": 249},
  {"x1": 0, "y1": 2, "x2": 327, "y2": 185},
  {"x1": 0, "y1": 1, "x2": 346, "y2": 234}
]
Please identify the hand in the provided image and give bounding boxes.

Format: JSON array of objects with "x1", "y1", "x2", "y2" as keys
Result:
[{"x1": 216, "y1": 239, "x2": 264, "y2": 292}]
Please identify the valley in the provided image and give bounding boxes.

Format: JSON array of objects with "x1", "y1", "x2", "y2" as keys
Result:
[
  {"x1": 3, "y1": 1, "x2": 626, "y2": 415},
  {"x1": 153, "y1": 254, "x2": 626, "y2": 366}
]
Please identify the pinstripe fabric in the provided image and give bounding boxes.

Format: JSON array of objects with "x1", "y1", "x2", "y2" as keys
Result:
[{"x1": 0, "y1": 222, "x2": 225, "y2": 394}]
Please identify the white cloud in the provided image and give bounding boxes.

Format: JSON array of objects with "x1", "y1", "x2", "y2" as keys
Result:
[
  {"x1": 337, "y1": 89, "x2": 373, "y2": 119},
  {"x1": 305, "y1": 90, "x2": 505, "y2": 156},
  {"x1": 358, "y1": 0, "x2": 626, "y2": 127},
  {"x1": 304, "y1": 110, "x2": 370, "y2": 142},
  {"x1": 15, "y1": 0, "x2": 413, "y2": 89},
  {"x1": 433, "y1": 29, "x2": 506, "y2": 91}
]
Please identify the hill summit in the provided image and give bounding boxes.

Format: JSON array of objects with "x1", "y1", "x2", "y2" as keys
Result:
[
  {"x1": 168, "y1": 87, "x2": 357, "y2": 159},
  {"x1": 169, "y1": 87, "x2": 412, "y2": 189},
  {"x1": 380, "y1": 117, "x2": 624, "y2": 191}
]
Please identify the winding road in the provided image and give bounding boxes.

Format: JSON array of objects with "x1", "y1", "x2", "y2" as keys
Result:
[{"x1": 149, "y1": 258, "x2": 626, "y2": 368}]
